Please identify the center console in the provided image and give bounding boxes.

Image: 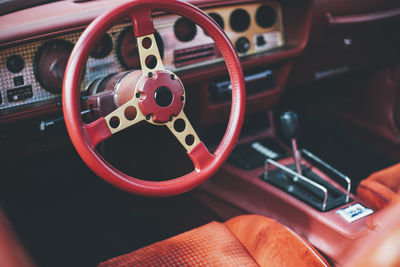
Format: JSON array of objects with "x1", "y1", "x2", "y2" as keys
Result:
[{"x1": 195, "y1": 111, "x2": 376, "y2": 264}]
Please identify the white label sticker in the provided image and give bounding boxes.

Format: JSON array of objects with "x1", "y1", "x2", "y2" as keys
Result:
[
  {"x1": 336, "y1": 203, "x2": 373, "y2": 223},
  {"x1": 253, "y1": 31, "x2": 283, "y2": 51},
  {"x1": 251, "y1": 142, "x2": 279, "y2": 159}
]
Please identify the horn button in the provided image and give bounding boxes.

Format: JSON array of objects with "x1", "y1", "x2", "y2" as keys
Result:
[
  {"x1": 137, "y1": 70, "x2": 184, "y2": 123},
  {"x1": 154, "y1": 86, "x2": 173, "y2": 107}
]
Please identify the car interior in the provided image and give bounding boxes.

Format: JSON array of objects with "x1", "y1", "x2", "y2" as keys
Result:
[{"x1": 1, "y1": 0, "x2": 400, "y2": 266}]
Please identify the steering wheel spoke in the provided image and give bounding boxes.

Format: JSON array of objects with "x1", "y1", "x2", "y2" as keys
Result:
[
  {"x1": 128, "y1": 7, "x2": 164, "y2": 75},
  {"x1": 166, "y1": 112, "x2": 201, "y2": 152},
  {"x1": 83, "y1": 117, "x2": 112, "y2": 148},
  {"x1": 166, "y1": 113, "x2": 215, "y2": 170},
  {"x1": 188, "y1": 142, "x2": 215, "y2": 171},
  {"x1": 104, "y1": 97, "x2": 145, "y2": 134},
  {"x1": 136, "y1": 34, "x2": 165, "y2": 74},
  {"x1": 129, "y1": 6, "x2": 154, "y2": 38}
]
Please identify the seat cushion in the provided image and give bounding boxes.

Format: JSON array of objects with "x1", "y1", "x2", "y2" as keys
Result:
[
  {"x1": 358, "y1": 163, "x2": 400, "y2": 210},
  {"x1": 225, "y1": 215, "x2": 329, "y2": 267},
  {"x1": 99, "y1": 215, "x2": 329, "y2": 267},
  {"x1": 99, "y1": 221, "x2": 258, "y2": 266}
]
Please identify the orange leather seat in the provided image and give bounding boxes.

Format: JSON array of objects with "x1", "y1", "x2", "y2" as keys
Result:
[
  {"x1": 358, "y1": 163, "x2": 400, "y2": 210},
  {"x1": 99, "y1": 215, "x2": 329, "y2": 266}
]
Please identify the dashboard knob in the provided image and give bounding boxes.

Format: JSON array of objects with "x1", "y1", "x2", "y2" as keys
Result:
[
  {"x1": 6, "y1": 55, "x2": 25, "y2": 73},
  {"x1": 235, "y1": 37, "x2": 250, "y2": 54}
]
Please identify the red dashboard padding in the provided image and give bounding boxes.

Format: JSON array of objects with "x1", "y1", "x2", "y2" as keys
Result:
[
  {"x1": 98, "y1": 215, "x2": 329, "y2": 267},
  {"x1": 358, "y1": 163, "x2": 400, "y2": 210}
]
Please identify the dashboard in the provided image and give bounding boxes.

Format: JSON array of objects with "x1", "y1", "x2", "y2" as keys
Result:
[
  {"x1": 0, "y1": 1, "x2": 284, "y2": 113},
  {"x1": 2, "y1": 0, "x2": 399, "y2": 128}
]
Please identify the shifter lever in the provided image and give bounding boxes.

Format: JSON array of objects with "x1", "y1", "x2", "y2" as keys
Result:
[{"x1": 280, "y1": 111, "x2": 302, "y2": 175}]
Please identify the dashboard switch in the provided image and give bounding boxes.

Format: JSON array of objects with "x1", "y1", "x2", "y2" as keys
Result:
[
  {"x1": 7, "y1": 85, "x2": 33, "y2": 102},
  {"x1": 13, "y1": 76, "x2": 24, "y2": 87},
  {"x1": 256, "y1": 35, "x2": 266, "y2": 46},
  {"x1": 235, "y1": 37, "x2": 250, "y2": 53}
]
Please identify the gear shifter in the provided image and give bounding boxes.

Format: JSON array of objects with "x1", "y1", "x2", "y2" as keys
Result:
[{"x1": 280, "y1": 111, "x2": 302, "y2": 175}]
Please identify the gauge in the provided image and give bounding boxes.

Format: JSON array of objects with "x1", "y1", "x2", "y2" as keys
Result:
[
  {"x1": 256, "y1": 5, "x2": 276, "y2": 28},
  {"x1": 117, "y1": 27, "x2": 164, "y2": 70},
  {"x1": 91, "y1": 33, "x2": 113, "y2": 59},
  {"x1": 209, "y1": 13, "x2": 224, "y2": 30},
  {"x1": 34, "y1": 39, "x2": 74, "y2": 94},
  {"x1": 230, "y1": 9, "x2": 250, "y2": 32},
  {"x1": 174, "y1": 17, "x2": 197, "y2": 42},
  {"x1": 204, "y1": 13, "x2": 224, "y2": 36},
  {"x1": 6, "y1": 55, "x2": 25, "y2": 73}
]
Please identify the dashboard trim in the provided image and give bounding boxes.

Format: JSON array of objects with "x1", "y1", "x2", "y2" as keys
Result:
[
  {"x1": 326, "y1": 7, "x2": 400, "y2": 26},
  {"x1": 0, "y1": 0, "x2": 314, "y2": 124},
  {"x1": 1, "y1": 1, "x2": 284, "y2": 113}
]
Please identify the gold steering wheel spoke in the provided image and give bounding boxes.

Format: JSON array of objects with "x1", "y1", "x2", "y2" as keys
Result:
[
  {"x1": 104, "y1": 97, "x2": 145, "y2": 134},
  {"x1": 137, "y1": 33, "x2": 165, "y2": 75},
  {"x1": 166, "y1": 112, "x2": 201, "y2": 152}
]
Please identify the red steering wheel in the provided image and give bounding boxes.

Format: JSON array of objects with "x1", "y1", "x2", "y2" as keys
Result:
[{"x1": 63, "y1": 0, "x2": 245, "y2": 196}]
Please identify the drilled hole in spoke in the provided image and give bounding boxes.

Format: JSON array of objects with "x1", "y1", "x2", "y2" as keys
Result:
[
  {"x1": 109, "y1": 116, "x2": 120, "y2": 129},
  {"x1": 173, "y1": 118, "x2": 186, "y2": 132},
  {"x1": 124, "y1": 106, "x2": 137, "y2": 121},
  {"x1": 145, "y1": 55, "x2": 157, "y2": 69},
  {"x1": 142, "y1": 37, "x2": 152, "y2": 49},
  {"x1": 185, "y1": 134, "x2": 195, "y2": 146}
]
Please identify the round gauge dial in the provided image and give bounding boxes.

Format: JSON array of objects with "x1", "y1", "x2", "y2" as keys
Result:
[
  {"x1": 91, "y1": 33, "x2": 113, "y2": 59},
  {"x1": 174, "y1": 17, "x2": 197, "y2": 42},
  {"x1": 204, "y1": 13, "x2": 224, "y2": 36},
  {"x1": 256, "y1": 5, "x2": 276, "y2": 28},
  {"x1": 6, "y1": 55, "x2": 25, "y2": 73},
  {"x1": 117, "y1": 27, "x2": 164, "y2": 70},
  {"x1": 34, "y1": 39, "x2": 74, "y2": 94},
  {"x1": 230, "y1": 9, "x2": 250, "y2": 32}
]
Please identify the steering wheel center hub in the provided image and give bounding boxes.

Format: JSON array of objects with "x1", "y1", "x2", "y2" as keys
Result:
[
  {"x1": 137, "y1": 70, "x2": 184, "y2": 123},
  {"x1": 154, "y1": 86, "x2": 173, "y2": 107}
]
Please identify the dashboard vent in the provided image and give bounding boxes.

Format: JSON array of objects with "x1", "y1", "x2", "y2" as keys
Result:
[{"x1": 174, "y1": 44, "x2": 218, "y2": 68}]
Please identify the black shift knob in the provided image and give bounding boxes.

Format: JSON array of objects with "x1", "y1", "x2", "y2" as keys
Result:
[{"x1": 280, "y1": 111, "x2": 299, "y2": 140}]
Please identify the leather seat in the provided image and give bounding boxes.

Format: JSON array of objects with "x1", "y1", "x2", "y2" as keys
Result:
[
  {"x1": 358, "y1": 163, "x2": 400, "y2": 210},
  {"x1": 0, "y1": 208, "x2": 34, "y2": 267},
  {"x1": 343, "y1": 195, "x2": 400, "y2": 267},
  {"x1": 99, "y1": 215, "x2": 329, "y2": 266}
]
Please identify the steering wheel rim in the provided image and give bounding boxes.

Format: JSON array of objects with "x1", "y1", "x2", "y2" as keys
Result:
[{"x1": 63, "y1": 0, "x2": 245, "y2": 197}]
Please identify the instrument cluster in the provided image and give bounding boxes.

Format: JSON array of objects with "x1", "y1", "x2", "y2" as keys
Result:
[{"x1": 0, "y1": 1, "x2": 284, "y2": 112}]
